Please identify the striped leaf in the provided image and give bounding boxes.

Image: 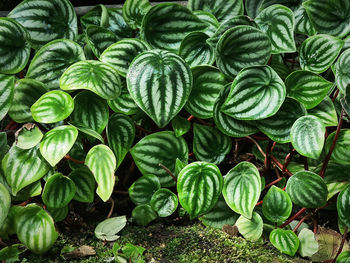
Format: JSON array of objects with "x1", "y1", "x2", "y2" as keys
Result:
[
  {"x1": 100, "y1": 38, "x2": 150, "y2": 77},
  {"x1": 71, "y1": 91, "x2": 109, "y2": 134},
  {"x1": 200, "y1": 195, "x2": 239, "y2": 229},
  {"x1": 0, "y1": 132, "x2": 8, "y2": 161},
  {"x1": 16, "y1": 124, "x2": 43, "y2": 150},
  {"x1": 222, "y1": 162, "x2": 261, "y2": 219},
  {"x1": 8, "y1": 79, "x2": 48, "y2": 123},
  {"x1": 108, "y1": 84, "x2": 140, "y2": 115},
  {"x1": 298, "y1": 228, "x2": 319, "y2": 257},
  {"x1": 193, "y1": 124, "x2": 232, "y2": 165},
  {"x1": 327, "y1": 182, "x2": 350, "y2": 201},
  {"x1": 67, "y1": 140, "x2": 85, "y2": 170},
  {"x1": 245, "y1": 0, "x2": 264, "y2": 18},
  {"x1": 193, "y1": 11, "x2": 220, "y2": 37},
  {"x1": 259, "y1": 0, "x2": 302, "y2": 11},
  {"x1": 60, "y1": 60, "x2": 122, "y2": 100},
  {"x1": 127, "y1": 50, "x2": 192, "y2": 128},
  {"x1": 256, "y1": 98, "x2": 306, "y2": 143},
  {"x1": 0, "y1": 18, "x2": 30, "y2": 74},
  {"x1": 8, "y1": 0, "x2": 77, "y2": 49},
  {"x1": 286, "y1": 170, "x2": 328, "y2": 208},
  {"x1": 336, "y1": 251, "x2": 350, "y2": 263},
  {"x1": 129, "y1": 174, "x2": 161, "y2": 205},
  {"x1": 40, "y1": 125, "x2": 78, "y2": 167},
  {"x1": 68, "y1": 167, "x2": 96, "y2": 203},
  {"x1": 294, "y1": 4, "x2": 316, "y2": 36},
  {"x1": 47, "y1": 206, "x2": 68, "y2": 222},
  {"x1": 12, "y1": 180, "x2": 42, "y2": 202},
  {"x1": 177, "y1": 162, "x2": 223, "y2": 219},
  {"x1": 188, "y1": 0, "x2": 244, "y2": 23},
  {"x1": 291, "y1": 116, "x2": 325, "y2": 159},
  {"x1": 42, "y1": 173, "x2": 76, "y2": 208},
  {"x1": 262, "y1": 186, "x2": 292, "y2": 223},
  {"x1": 68, "y1": 121, "x2": 104, "y2": 143},
  {"x1": 213, "y1": 84, "x2": 258, "y2": 137},
  {"x1": 285, "y1": 70, "x2": 333, "y2": 109},
  {"x1": 132, "y1": 204, "x2": 157, "y2": 226},
  {"x1": 333, "y1": 49, "x2": 350, "y2": 94},
  {"x1": 303, "y1": 0, "x2": 350, "y2": 37},
  {"x1": 270, "y1": 54, "x2": 291, "y2": 79},
  {"x1": 171, "y1": 116, "x2": 191, "y2": 138},
  {"x1": 179, "y1": 32, "x2": 215, "y2": 68},
  {"x1": 270, "y1": 229, "x2": 299, "y2": 256},
  {"x1": 314, "y1": 162, "x2": 350, "y2": 184},
  {"x1": 130, "y1": 131, "x2": 188, "y2": 187},
  {"x1": 216, "y1": 25, "x2": 271, "y2": 79},
  {"x1": 222, "y1": 65, "x2": 286, "y2": 120},
  {"x1": 308, "y1": 96, "x2": 338, "y2": 127},
  {"x1": 31, "y1": 90, "x2": 74, "y2": 124},
  {"x1": 325, "y1": 129, "x2": 350, "y2": 165},
  {"x1": 107, "y1": 8, "x2": 134, "y2": 39},
  {"x1": 94, "y1": 216, "x2": 127, "y2": 241},
  {"x1": 26, "y1": 39, "x2": 85, "y2": 90},
  {"x1": 15, "y1": 204, "x2": 58, "y2": 254},
  {"x1": 0, "y1": 183, "x2": 10, "y2": 228},
  {"x1": 299, "y1": 34, "x2": 344, "y2": 74},
  {"x1": 107, "y1": 113, "x2": 135, "y2": 168},
  {"x1": 85, "y1": 144, "x2": 116, "y2": 202},
  {"x1": 80, "y1": 4, "x2": 109, "y2": 30},
  {"x1": 141, "y1": 3, "x2": 207, "y2": 52},
  {"x1": 150, "y1": 188, "x2": 178, "y2": 217},
  {"x1": 185, "y1": 66, "x2": 227, "y2": 119},
  {"x1": 85, "y1": 25, "x2": 117, "y2": 58},
  {"x1": 122, "y1": 0, "x2": 151, "y2": 29},
  {"x1": 2, "y1": 145, "x2": 50, "y2": 195},
  {"x1": 0, "y1": 75, "x2": 14, "y2": 121},
  {"x1": 236, "y1": 212, "x2": 263, "y2": 241},
  {"x1": 256, "y1": 4, "x2": 296, "y2": 54}
]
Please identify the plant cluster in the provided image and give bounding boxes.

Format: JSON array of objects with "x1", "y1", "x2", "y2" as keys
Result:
[{"x1": 0, "y1": 0, "x2": 350, "y2": 261}]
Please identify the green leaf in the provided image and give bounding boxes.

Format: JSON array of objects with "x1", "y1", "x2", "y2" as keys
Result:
[
  {"x1": 299, "y1": 34, "x2": 344, "y2": 74},
  {"x1": 127, "y1": 49, "x2": 192, "y2": 128},
  {"x1": 193, "y1": 10, "x2": 220, "y2": 37},
  {"x1": 337, "y1": 185, "x2": 350, "y2": 227},
  {"x1": 256, "y1": 98, "x2": 306, "y2": 143},
  {"x1": 337, "y1": 251, "x2": 350, "y2": 263},
  {"x1": 85, "y1": 144, "x2": 116, "y2": 202},
  {"x1": 15, "y1": 204, "x2": 58, "y2": 254},
  {"x1": 31, "y1": 90, "x2": 74, "y2": 124},
  {"x1": 85, "y1": 25, "x2": 117, "y2": 58},
  {"x1": 8, "y1": 0, "x2": 77, "y2": 49},
  {"x1": 42, "y1": 173, "x2": 76, "y2": 208},
  {"x1": 107, "y1": 8, "x2": 134, "y2": 39},
  {"x1": 40, "y1": 125, "x2": 78, "y2": 167},
  {"x1": 178, "y1": 162, "x2": 223, "y2": 219},
  {"x1": 222, "y1": 162, "x2": 261, "y2": 219},
  {"x1": 108, "y1": 87, "x2": 140, "y2": 115},
  {"x1": 303, "y1": 0, "x2": 350, "y2": 37},
  {"x1": 213, "y1": 84, "x2": 258, "y2": 137},
  {"x1": 68, "y1": 167, "x2": 96, "y2": 203},
  {"x1": 95, "y1": 216, "x2": 127, "y2": 241},
  {"x1": 0, "y1": 132, "x2": 8, "y2": 161},
  {"x1": 80, "y1": 4, "x2": 109, "y2": 30},
  {"x1": 150, "y1": 188, "x2": 178, "y2": 217},
  {"x1": 290, "y1": 116, "x2": 325, "y2": 159},
  {"x1": 294, "y1": 4, "x2": 316, "y2": 36},
  {"x1": 2, "y1": 145, "x2": 50, "y2": 195},
  {"x1": 26, "y1": 39, "x2": 85, "y2": 90},
  {"x1": 175, "y1": 158, "x2": 188, "y2": 177},
  {"x1": 298, "y1": 228, "x2": 319, "y2": 257},
  {"x1": 216, "y1": 26, "x2": 271, "y2": 79},
  {"x1": 12, "y1": 180, "x2": 42, "y2": 202},
  {"x1": 60, "y1": 60, "x2": 122, "y2": 100},
  {"x1": 129, "y1": 175, "x2": 160, "y2": 205},
  {"x1": 0, "y1": 183, "x2": 10, "y2": 228},
  {"x1": 107, "y1": 113, "x2": 135, "y2": 168},
  {"x1": 171, "y1": 116, "x2": 191, "y2": 138},
  {"x1": 255, "y1": 4, "x2": 296, "y2": 54},
  {"x1": 0, "y1": 18, "x2": 30, "y2": 74},
  {"x1": 8, "y1": 79, "x2": 48, "y2": 123},
  {"x1": 270, "y1": 229, "x2": 299, "y2": 256},
  {"x1": 47, "y1": 206, "x2": 68, "y2": 222},
  {"x1": 100, "y1": 38, "x2": 150, "y2": 78},
  {"x1": 188, "y1": 0, "x2": 244, "y2": 23},
  {"x1": 68, "y1": 121, "x2": 104, "y2": 143},
  {"x1": 0, "y1": 74, "x2": 14, "y2": 121},
  {"x1": 308, "y1": 96, "x2": 338, "y2": 127},
  {"x1": 221, "y1": 65, "x2": 286, "y2": 120},
  {"x1": 285, "y1": 70, "x2": 333, "y2": 109},
  {"x1": 314, "y1": 161, "x2": 350, "y2": 184},
  {"x1": 245, "y1": 0, "x2": 264, "y2": 18},
  {"x1": 333, "y1": 49, "x2": 350, "y2": 94},
  {"x1": 0, "y1": 244, "x2": 23, "y2": 262},
  {"x1": 193, "y1": 124, "x2": 232, "y2": 165},
  {"x1": 236, "y1": 212, "x2": 263, "y2": 241},
  {"x1": 141, "y1": 3, "x2": 207, "y2": 52},
  {"x1": 132, "y1": 204, "x2": 157, "y2": 226},
  {"x1": 16, "y1": 124, "x2": 43, "y2": 150},
  {"x1": 185, "y1": 65, "x2": 227, "y2": 119},
  {"x1": 122, "y1": 0, "x2": 151, "y2": 29},
  {"x1": 286, "y1": 170, "x2": 328, "y2": 208},
  {"x1": 262, "y1": 186, "x2": 292, "y2": 223},
  {"x1": 325, "y1": 129, "x2": 350, "y2": 165}
]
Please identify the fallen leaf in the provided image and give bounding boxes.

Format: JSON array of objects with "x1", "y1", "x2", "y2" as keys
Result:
[
  {"x1": 222, "y1": 224, "x2": 238, "y2": 237},
  {"x1": 63, "y1": 245, "x2": 96, "y2": 259}
]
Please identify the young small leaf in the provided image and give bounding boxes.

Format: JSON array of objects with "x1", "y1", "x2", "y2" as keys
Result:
[
  {"x1": 150, "y1": 188, "x2": 178, "y2": 217},
  {"x1": 270, "y1": 229, "x2": 299, "y2": 256},
  {"x1": 128, "y1": 175, "x2": 161, "y2": 205},
  {"x1": 262, "y1": 186, "x2": 292, "y2": 223},
  {"x1": 298, "y1": 228, "x2": 319, "y2": 257},
  {"x1": 171, "y1": 116, "x2": 191, "y2": 138},
  {"x1": 236, "y1": 212, "x2": 263, "y2": 241},
  {"x1": 16, "y1": 125, "x2": 43, "y2": 150}
]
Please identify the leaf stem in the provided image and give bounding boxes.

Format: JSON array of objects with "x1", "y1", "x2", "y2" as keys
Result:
[
  {"x1": 106, "y1": 198, "x2": 115, "y2": 219},
  {"x1": 64, "y1": 155, "x2": 85, "y2": 164},
  {"x1": 265, "y1": 140, "x2": 273, "y2": 170},
  {"x1": 331, "y1": 226, "x2": 348, "y2": 263},
  {"x1": 279, "y1": 207, "x2": 307, "y2": 229},
  {"x1": 159, "y1": 163, "x2": 177, "y2": 182},
  {"x1": 187, "y1": 115, "x2": 195, "y2": 121},
  {"x1": 303, "y1": 156, "x2": 309, "y2": 170},
  {"x1": 264, "y1": 177, "x2": 283, "y2": 189}
]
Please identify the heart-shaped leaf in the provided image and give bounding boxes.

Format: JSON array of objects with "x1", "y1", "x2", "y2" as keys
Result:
[
  {"x1": 286, "y1": 170, "x2": 328, "y2": 208},
  {"x1": 47, "y1": 206, "x2": 68, "y2": 222},
  {"x1": 85, "y1": 25, "x2": 117, "y2": 58},
  {"x1": 171, "y1": 116, "x2": 191, "y2": 138},
  {"x1": 40, "y1": 125, "x2": 78, "y2": 167},
  {"x1": 325, "y1": 129, "x2": 350, "y2": 165},
  {"x1": 60, "y1": 60, "x2": 122, "y2": 100},
  {"x1": 290, "y1": 116, "x2": 325, "y2": 159},
  {"x1": 0, "y1": 18, "x2": 30, "y2": 74},
  {"x1": 216, "y1": 26, "x2": 271, "y2": 79},
  {"x1": 16, "y1": 124, "x2": 43, "y2": 150},
  {"x1": 127, "y1": 49, "x2": 192, "y2": 128},
  {"x1": 294, "y1": 4, "x2": 316, "y2": 36},
  {"x1": 337, "y1": 185, "x2": 350, "y2": 227},
  {"x1": 95, "y1": 216, "x2": 127, "y2": 241},
  {"x1": 85, "y1": 144, "x2": 116, "y2": 202},
  {"x1": 150, "y1": 188, "x2": 178, "y2": 217},
  {"x1": 0, "y1": 74, "x2": 14, "y2": 121},
  {"x1": 262, "y1": 186, "x2": 292, "y2": 223},
  {"x1": 177, "y1": 162, "x2": 223, "y2": 219},
  {"x1": 236, "y1": 212, "x2": 263, "y2": 241},
  {"x1": 193, "y1": 10, "x2": 220, "y2": 37},
  {"x1": 0, "y1": 183, "x2": 11, "y2": 228},
  {"x1": 128, "y1": 174, "x2": 161, "y2": 205},
  {"x1": 270, "y1": 229, "x2": 299, "y2": 256},
  {"x1": 298, "y1": 228, "x2": 319, "y2": 257},
  {"x1": 107, "y1": 113, "x2": 135, "y2": 168},
  {"x1": 308, "y1": 96, "x2": 338, "y2": 127},
  {"x1": 122, "y1": 0, "x2": 151, "y2": 29},
  {"x1": 8, "y1": 0, "x2": 77, "y2": 49},
  {"x1": 68, "y1": 167, "x2": 96, "y2": 203},
  {"x1": 193, "y1": 124, "x2": 232, "y2": 165},
  {"x1": 132, "y1": 204, "x2": 157, "y2": 226},
  {"x1": 222, "y1": 65, "x2": 286, "y2": 120},
  {"x1": 333, "y1": 49, "x2": 350, "y2": 94}
]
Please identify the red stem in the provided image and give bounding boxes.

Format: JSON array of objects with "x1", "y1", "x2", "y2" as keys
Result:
[
  {"x1": 271, "y1": 155, "x2": 293, "y2": 177},
  {"x1": 279, "y1": 208, "x2": 307, "y2": 228},
  {"x1": 65, "y1": 155, "x2": 85, "y2": 164},
  {"x1": 330, "y1": 226, "x2": 348, "y2": 263},
  {"x1": 265, "y1": 140, "x2": 273, "y2": 170},
  {"x1": 264, "y1": 177, "x2": 284, "y2": 189},
  {"x1": 303, "y1": 156, "x2": 309, "y2": 170},
  {"x1": 332, "y1": 89, "x2": 340, "y2": 102},
  {"x1": 187, "y1": 115, "x2": 195, "y2": 121},
  {"x1": 282, "y1": 149, "x2": 296, "y2": 175}
]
